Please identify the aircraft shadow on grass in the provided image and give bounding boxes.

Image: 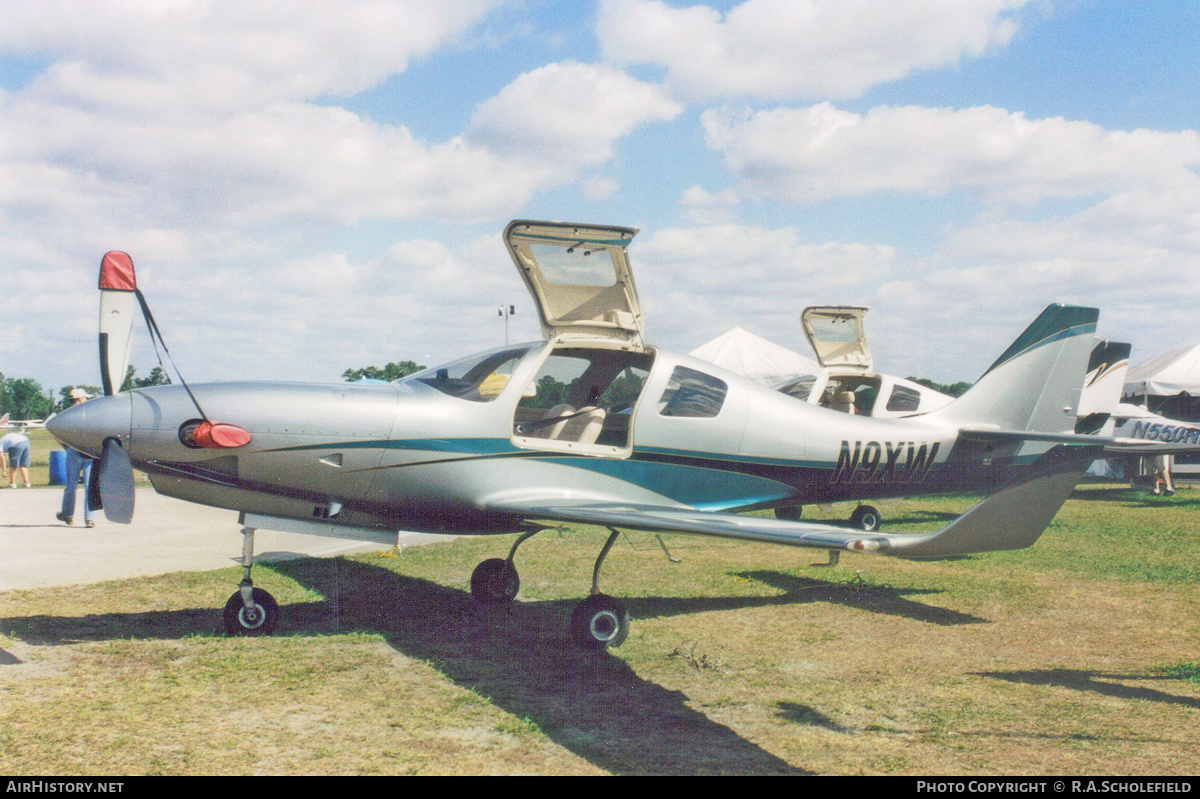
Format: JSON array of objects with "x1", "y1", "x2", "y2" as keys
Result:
[
  {"x1": 0, "y1": 556, "x2": 991, "y2": 774},
  {"x1": 0, "y1": 557, "x2": 814, "y2": 775},
  {"x1": 977, "y1": 668, "x2": 1200, "y2": 711}
]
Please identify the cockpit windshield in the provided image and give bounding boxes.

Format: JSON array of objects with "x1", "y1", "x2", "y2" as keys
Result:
[{"x1": 402, "y1": 345, "x2": 534, "y2": 402}]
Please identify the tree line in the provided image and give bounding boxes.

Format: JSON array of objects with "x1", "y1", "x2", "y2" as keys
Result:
[{"x1": 0, "y1": 366, "x2": 170, "y2": 420}]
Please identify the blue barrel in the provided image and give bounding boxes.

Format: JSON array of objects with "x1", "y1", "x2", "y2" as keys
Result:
[{"x1": 48, "y1": 450, "x2": 67, "y2": 486}]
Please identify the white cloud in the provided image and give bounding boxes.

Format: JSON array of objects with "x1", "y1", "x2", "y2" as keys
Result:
[
  {"x1": 0, "y1": 7, "x2": 688, "y2": 390},
  {"x1": 1, "y1": 61, "x2": 682, "y2": 233},
  {"x1": 703, "y1": 102, "x2": 1200, "y2": 204},
  {"x1": 633, "y1": 223, "x2": 894, "y2": 350},
  {"x1": 598, "y1": 0, "x2": 1029, "y2": 101},
  {"x1": 583, "y1": 175, "x2": 621, "y2": 201},
  {"x1": 466, "y1": 61, "x2": 682, "y2": 165},
  {"x1": 679, "y1": 184, "x2": 738, "y2": 224},
  {"x1": 1, "y1": 0, "x2": 504, "y2": 113}
]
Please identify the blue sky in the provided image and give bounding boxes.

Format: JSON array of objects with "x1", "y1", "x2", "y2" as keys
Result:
[{"x1": 2, "y1": 0, "x2": 1197, "y2": 392}]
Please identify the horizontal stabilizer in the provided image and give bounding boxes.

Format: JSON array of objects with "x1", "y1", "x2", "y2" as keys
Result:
[{"x1": 961, "y1": 426, "x2": 1200, "y2": 457}]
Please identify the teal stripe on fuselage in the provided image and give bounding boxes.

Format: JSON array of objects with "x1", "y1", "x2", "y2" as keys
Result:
[
  {"x1": 534, "y1": 456, "x2": 795, "y2": 510},
  {"x1": 269, "y1": 437, "x2": 806, "y2": 508}
]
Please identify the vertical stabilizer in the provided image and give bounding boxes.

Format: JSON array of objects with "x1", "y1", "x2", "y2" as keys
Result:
[
  {"x1": 927, "y1": 304, "x2": 1098, "y2": 433},
  {"x1": 1075, "y1": 339, "x2": 1131, "y2": 434}
]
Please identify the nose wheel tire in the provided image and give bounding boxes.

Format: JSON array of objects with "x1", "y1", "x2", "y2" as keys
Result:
[
  {"x1": 850, "y1": 504, "x2": 881, "y2": 532},
  {"x1": 571, "y1": 593, "x2": 630, "y2": 650},
  {"x1": 470, "y1": 558, "x2": 520, "y2": 603},
  {"x1": 223, "y1": 587, "x2": 279, "y2": 636}
]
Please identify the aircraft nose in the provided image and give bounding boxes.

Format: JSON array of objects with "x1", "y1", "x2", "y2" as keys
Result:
[{"x1": 46, "y1": 394, "x2": 132, "y2": 457}]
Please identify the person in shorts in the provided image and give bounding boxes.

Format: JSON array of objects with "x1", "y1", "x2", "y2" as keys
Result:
[{"x1": 1, "y1": 430, "x2": 32, "y2": 488}]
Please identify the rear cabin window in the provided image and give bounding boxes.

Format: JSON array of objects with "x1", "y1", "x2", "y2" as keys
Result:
[
  {"x1": 885, "y1": 385, "x2": 922, "y2": 413},
  {"x1": 658, "y1": 367, "x2": 727, "y2": 418}
]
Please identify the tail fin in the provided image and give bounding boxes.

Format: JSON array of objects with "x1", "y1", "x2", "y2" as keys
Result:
[
  {"x1": 927, "y1": 304, "x2": 1098, "y2": 434},
  {"x1": 1075, "y1": 339, "x2": 1131, "y2": 434}
]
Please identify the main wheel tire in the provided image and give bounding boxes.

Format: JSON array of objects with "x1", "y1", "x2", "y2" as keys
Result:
[
  {"x1": 850, "y1": 504, "x2": 881, "y2": 532},
  {"x1": 223, "y1": 587, "x2": 279, "y2": 636},
  {"x1": 470, "y1": 558, "x2": 520, "y2": 603},
  {"x1": 571, "y1": 593, "x2": 630, "y2": 650},
  {"x1": 773, "y1": 505, "x2": 802, "y2": 520}
]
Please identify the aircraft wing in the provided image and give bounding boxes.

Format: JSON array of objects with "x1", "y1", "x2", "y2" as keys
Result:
[{"x1": 485, "y1": 447, "x2": 1092, "y2": 559}]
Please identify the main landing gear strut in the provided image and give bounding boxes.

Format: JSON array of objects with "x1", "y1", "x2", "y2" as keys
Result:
[
  {"x1": 469, "y1": 526, "x2": 631, "y2": 650},
  {"x1": 223, "y1": 524, "x2": 280, "y2": 636}
]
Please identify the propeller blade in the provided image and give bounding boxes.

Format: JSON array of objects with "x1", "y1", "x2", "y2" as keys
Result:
[
  {"x1": 99, "y1": 251, "x2": 138, "y2": 396},
  {"x1": 96, "y1": 438, "x2": 136, "y2": 524},
  {"x1": 87, "y1": 455, "x2": 103, "y2": 511}
]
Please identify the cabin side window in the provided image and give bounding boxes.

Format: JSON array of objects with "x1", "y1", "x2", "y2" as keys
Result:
[
  {"x1": 657, "y1": 367, "x2": 727, "y2": 418},
  {"x1": 885, "y1": 384, "x2": 923, "y2": 413}
]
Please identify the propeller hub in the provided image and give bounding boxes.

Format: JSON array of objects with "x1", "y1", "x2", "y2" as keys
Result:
[{"x1": 46, "y1": 393, "x2": 132, "y2": 458}]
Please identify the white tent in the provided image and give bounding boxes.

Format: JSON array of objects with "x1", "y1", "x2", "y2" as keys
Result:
[
  {"x1": 1123, "y1": 344, "x2": 1200, "y2": 397},
  {"x1": 690, "y1": 327, "x2": 820, "y2": 386}
]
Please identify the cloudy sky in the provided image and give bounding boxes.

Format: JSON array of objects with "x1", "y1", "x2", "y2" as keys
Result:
[{"x1": 2, "y1": 0, "x2": 1198, "y2": 393}]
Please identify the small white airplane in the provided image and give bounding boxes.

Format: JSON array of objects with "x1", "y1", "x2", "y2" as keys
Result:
[
  {"x1": 1072, "y1": 340, "x2": 1200, "y2": 483},
  {"x1": 695, "y1": 306, "x2": 955, "y2": 529},
  {"x1": 0, "y1": 418, "x2": 46, "y2": 430},
  {"x1": 45, "y1": 220, "x2": 1194, "y2": 649},
  {"x1": 775, "y1": 306, "x2": 955, "y2": 419}
]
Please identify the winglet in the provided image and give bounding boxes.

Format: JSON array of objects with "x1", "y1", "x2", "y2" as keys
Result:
[{"x1": 885, "y1": 445, "x2": 1095, "y2": 558}]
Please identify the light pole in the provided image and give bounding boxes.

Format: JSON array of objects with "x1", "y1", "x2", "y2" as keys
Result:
[{"x1": 498, "y1": 304, "x2": 515, "y2": 344}]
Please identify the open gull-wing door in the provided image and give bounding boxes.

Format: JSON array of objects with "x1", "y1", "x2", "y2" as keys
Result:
[
  {"x1": 801, "y1": 305, "x2": 873, "y2": 372},
  {"x1": 505, "y1": 220, "x2": 644, "y2": 350}
]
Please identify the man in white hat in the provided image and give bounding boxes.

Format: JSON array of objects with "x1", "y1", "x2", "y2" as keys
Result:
[{"x1": 57, "y1": 388, "x2": 97, "y2": 527}]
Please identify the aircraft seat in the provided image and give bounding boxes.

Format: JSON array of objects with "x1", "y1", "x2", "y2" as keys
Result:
[
  {"x1": 543, "y1": 404, "x2": 576, "y2": 439},
  {"x1": 557, "y1": 407, "x2": 607, "y2": 444},
  {"x1": 830, "y1": 391, "x2": 857, "y2": 414}
]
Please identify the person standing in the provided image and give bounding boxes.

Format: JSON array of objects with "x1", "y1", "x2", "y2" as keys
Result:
[
  {"x1": 1150, "y1": 453, "x2": 1176, "y2": 496},
  {"x1": 56, "y1": 388, "x2": 97, "y2": 527},
  {"x1": 1, "y1": 429, "x2": 33, "y2": 488}
]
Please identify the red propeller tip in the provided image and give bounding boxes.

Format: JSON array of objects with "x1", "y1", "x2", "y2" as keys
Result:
[{"x1": 99, "y1": 251, "x2": 137, "y2": 291}]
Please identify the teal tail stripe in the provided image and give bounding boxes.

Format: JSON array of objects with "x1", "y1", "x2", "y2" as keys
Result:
[{"x1": 983, "y1": 305, "x2": 1098, "y2": 377}]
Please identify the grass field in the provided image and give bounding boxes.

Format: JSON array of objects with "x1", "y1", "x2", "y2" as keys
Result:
[
  {"x1": 1, "y1": 485, "x2": 1198, "y2": 775},
  {"x1": 4, "y1": 427, "x2": 149, "y2": 488}
]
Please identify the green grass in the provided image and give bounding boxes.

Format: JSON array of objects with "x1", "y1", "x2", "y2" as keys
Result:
[
  {"x1": 1, "y1": 487, "x2": 1198, "y2": 775},
  {"x1": 6, "y1": 427, "x2": 149, "y2": 488}
]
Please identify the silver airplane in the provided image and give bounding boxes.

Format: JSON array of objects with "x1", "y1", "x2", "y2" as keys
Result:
[{"x1": 49, "y1": 220, "x2": 1130, "y2": 649}]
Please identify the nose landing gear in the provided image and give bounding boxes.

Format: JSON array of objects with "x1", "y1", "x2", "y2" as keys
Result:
[{"x1": 223, "y1": 524, "x2": 280, "y2": 636}]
